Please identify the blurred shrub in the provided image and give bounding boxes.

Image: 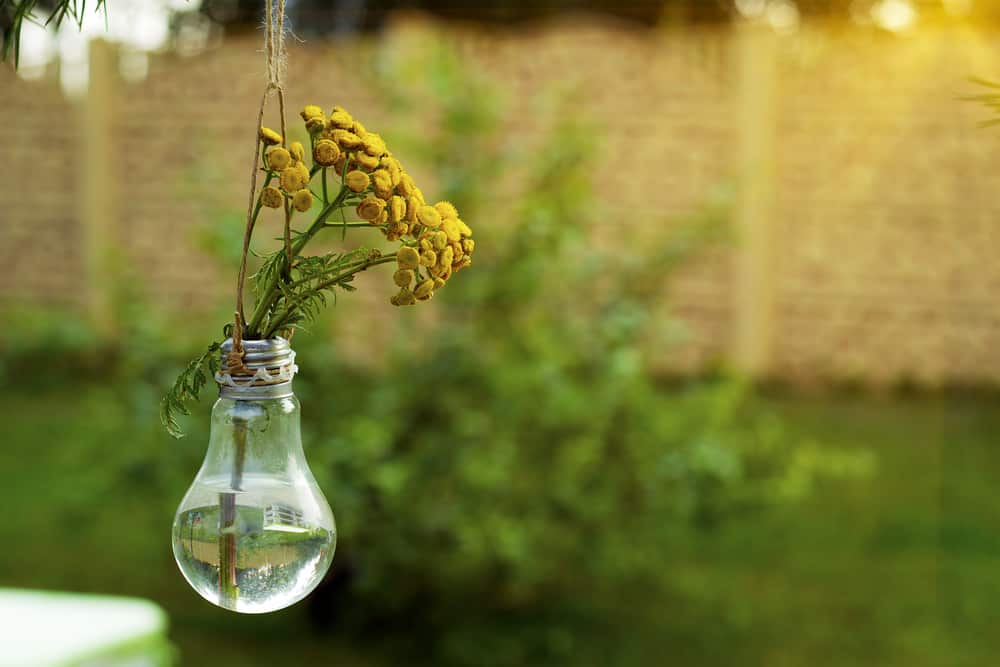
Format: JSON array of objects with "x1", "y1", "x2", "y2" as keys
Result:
[{"x1": 289, "y1": 32, "x2": 873, "y2": 665}]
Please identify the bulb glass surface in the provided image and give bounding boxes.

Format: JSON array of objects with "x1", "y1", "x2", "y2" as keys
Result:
[{"x1": 171, "y1": 389, "x2": 335, "y2": 614}]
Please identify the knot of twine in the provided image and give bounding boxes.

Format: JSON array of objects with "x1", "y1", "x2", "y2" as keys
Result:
[
  {"x1": 231, "y1": 0, "x2": 292, "y2": 374},
  {"x1": 216, "y1": 350, "x2": 298, "y2": 388}
]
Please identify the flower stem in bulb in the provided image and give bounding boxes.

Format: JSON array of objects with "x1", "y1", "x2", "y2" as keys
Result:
[{"x1": 219, "y1": 414, "x2": 248, "y2": 606}]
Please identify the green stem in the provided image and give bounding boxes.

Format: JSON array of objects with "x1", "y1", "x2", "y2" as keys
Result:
[
  {"x1": 323, "y1": 221, "x2": 380, "y2": 228},
  {"x1": 261, "y1": 254, "x2": 396, "y2": 338},
  {"x1": 245, "y1": 185, "x2": 352, "y2": 336}
]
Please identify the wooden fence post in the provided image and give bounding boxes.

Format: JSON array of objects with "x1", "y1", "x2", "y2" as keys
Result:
[
  {"x1": 732, "y1": 24, "x2": 778, "y2": 378},
  {"x1": 81, "y1": 38, "x2": 117, "y2": 336}
]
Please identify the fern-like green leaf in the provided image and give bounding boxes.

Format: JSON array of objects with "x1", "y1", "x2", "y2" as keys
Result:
[{"x1": 160, "y1": 341, "x2": 221, "y2": 439}]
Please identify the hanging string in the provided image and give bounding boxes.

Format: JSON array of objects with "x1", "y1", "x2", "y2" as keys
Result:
[{"x1": 231, "y1": 0, "x2": 290, "y2": 373}]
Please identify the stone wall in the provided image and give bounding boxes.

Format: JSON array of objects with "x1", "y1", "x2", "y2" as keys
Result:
[{"x1": 2, "y1": 16, "x2": 999, "y2": 386}]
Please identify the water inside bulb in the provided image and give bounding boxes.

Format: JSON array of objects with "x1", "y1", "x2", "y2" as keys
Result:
[{"x1": 171, "y1": 338, "x2": 336, "y2": 614}]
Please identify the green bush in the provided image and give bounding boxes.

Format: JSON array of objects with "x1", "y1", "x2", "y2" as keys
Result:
[{"x1": 281, "y1": 33, "x2": 872, "y2": 665}]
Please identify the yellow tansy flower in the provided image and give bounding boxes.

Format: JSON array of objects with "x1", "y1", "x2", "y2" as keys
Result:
[
  {"x1": 345, "y1": 170, "x2": 370, "y2": 193},
  {"x1": 280, "y1": 166, "x2": 308, "y2": 193},
  {"x1": 356, "y1": 196, "x2": 385, "y2": 221},
  {"x1": 332, "y1": 129, "x2": 363, "y2": 150},
  {"x1": 390, "y1": 288, "x2": 415, "y2": 306},
  {"x1": 393, "y1": 269, "x2": 414, "y2": 288},
  {"x1": 439, "y1": 245, "x2": 454, "y2": 269},
  {"x1": 289, "y1": 141, "x2": 306, "y2": 163},
  {"x1": 434, "y1": 201, "x2": 459, "y2": 220},
  {"x1": 388, "y1": 195, "x2": 406, "y2": 223},
  {"x1": 292, "y1": 189, "x2": 313, "y2": 212},
  {"x1": 396, "y1": 246, "x2": 420, "y2": 270},
  {"x1": 352, "y1": 152, "x2": 380, "y2": 171},
  {"x1": 414, "y1": 279, "x2": 434, "y2": 300},
  {"x1": 442, "y1": 218, "x2": 461, "y2": 242},
  {"x1": 305, "y1": 116, "x2": 326, "y2": 135},
  {"x1": 260, "y1": 126, "x2": 282, "y2": 145},
  {"x1": 328, "y1": 107, "x2": 353, "y2": 130},
  {"x1": 396, "y1": 173, "x2": 416, "y2": 198},
  {"x1": 300, "y1": 105, "x2": 324, "y2": 120},
  {"x1": 313, "y1": 140, "x2": 341, "y2": 167},
  {"x1": 363, "y1": 132, "x2": 387, "y2": 157},
  {"x1": 418, "y1": 205, "x2": 442, "y2": 228},
  {"x1": 266, "y1": 147, "x2": 291, "y2": 171},
  {"x1": 371, "y1": 169, "x2": 394, "y2": 199},
  {"x1": 380, "y1": 156, "x2": 402, "y2": 187},
  {"x1": 431, "y1": 231, "x2": 449, "y2": 251},
  {"x1": 261, "y1": 185, "x2": 284, "y2": 208}
]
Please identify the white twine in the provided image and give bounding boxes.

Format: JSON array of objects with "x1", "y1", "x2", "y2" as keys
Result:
[
  {"x1": 215, "y1": 351, "x2": 298, "y2": 388},
  {"x1": 264, "y1": 0, "x2": 287, "y2": 92}
]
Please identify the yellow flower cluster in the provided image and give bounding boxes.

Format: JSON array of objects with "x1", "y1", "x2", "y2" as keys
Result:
[
  {"x1": 300, "y1": 104, "x2": 475, "y2": 306},
  {"x1": 258, "y1": 127, "x2": 314, "y2": 214}
]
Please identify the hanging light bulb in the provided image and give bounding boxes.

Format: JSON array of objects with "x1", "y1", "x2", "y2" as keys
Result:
[{"x1": 172, "y1": 337, "x2": 336, "y2": 613}]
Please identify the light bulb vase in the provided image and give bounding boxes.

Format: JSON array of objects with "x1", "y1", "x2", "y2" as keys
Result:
[{"x1": 171, "y1": 337, "x2": 336, "y2": 614}]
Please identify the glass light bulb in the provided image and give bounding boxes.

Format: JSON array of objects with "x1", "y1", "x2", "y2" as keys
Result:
[{"x1": 171, "y1": 338, "x2": 335, "y2": 614}]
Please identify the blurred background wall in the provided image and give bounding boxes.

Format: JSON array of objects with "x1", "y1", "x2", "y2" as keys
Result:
[{"x1": 2, "y1": 8, "x2": 999, "y2": 387}]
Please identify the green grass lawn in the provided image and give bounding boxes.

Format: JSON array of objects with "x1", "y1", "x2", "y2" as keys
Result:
[{"x1": 0, "y1": 382, "x2": 997, "y2": 666}]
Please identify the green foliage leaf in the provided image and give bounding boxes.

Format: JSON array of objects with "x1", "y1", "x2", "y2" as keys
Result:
[{"x1": 159, "y1": 341, "x2": 220, "y2": 439}]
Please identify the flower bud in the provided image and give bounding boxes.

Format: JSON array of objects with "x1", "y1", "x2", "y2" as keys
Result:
[{"x1": 290, "y1": 142, "x2": 306, "y2": 163}]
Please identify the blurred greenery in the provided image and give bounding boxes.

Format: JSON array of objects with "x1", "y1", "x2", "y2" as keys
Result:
[{"x1": 3, "y1": 23, "x2": 994, "y2": 667}]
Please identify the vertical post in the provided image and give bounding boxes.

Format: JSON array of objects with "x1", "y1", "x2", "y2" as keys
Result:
[
  {"x1": 731, "y1": 24, "x2": 778, "y2": 378},
  {"x1": 81, "y1": 39, "x2": 117, "y2": 336}
]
